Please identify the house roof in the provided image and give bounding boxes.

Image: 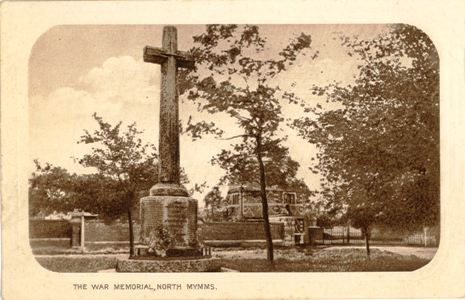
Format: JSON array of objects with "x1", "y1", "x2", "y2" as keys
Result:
[{"x1": 70, "y1": 209, "x2": 98, "y2": 218}]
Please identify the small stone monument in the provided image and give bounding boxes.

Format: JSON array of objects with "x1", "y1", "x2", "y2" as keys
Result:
[
  {"x1": 117, "y1": 26, "x2": 217, "y2": 272},
  {"x1": 69, "y1": 210, "x2": 98, "y2": 251}
]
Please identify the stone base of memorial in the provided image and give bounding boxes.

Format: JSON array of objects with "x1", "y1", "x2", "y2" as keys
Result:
[
  {"x1": 116, "y1": 256, "x2": 220, "y2": 272},
  {"x1": 116, "y1": 183, "x2": 218, "y2": 272}
]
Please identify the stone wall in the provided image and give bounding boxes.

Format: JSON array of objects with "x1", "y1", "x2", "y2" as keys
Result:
[
  {"x1": 29, "y1": 219, "x2": 141, "y2": 250},
  {"x1": 199, "y1": 221, "x2": 284, "y2": 241},
  {"x1": 84, "y1": 220, "x2": 141, "y2": 242},
  {"x1": 29, "y1": 220, "x2": 72, "y2": 250},
  {"x1": 29, "y1": 218, "x2": 439, "y2": 250},
  {"x1": 30, "y1": 219, "x2": 285, "y2": 246},
  {"x1": 83, "y1": 220, "x2": 141, "y2": 250},
  {"x1": 29, "y1": 219, "x2": 72, "y2": 238}
]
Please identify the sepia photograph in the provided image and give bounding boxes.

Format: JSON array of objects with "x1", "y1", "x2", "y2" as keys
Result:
[
  {"x1": 2, "y1": 1, "x2": 465, "y2": 299},
  {"x1": 28, "y1": 24, "x2": 439, "y2": 273}
]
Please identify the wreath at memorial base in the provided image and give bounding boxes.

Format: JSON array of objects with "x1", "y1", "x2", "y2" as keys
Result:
[{"x1": 145, "y1": 226, "x2": 173, "y2": 257}]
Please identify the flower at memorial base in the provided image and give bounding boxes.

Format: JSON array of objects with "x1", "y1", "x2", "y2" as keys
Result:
[
  {"x1": 188, "y1": 237, "x2": 199, "y2": 248},
  {"x1": 145, "y1": 226, "x2": 173, "y2": 257}
]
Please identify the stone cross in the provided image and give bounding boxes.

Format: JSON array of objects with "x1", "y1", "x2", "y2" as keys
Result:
[
  {"x1": 138, "y1": 26, "x2": 200, "y2": 257},
  {"x1": 143, "y1": 26, "x2": 194, "y2": 186}
]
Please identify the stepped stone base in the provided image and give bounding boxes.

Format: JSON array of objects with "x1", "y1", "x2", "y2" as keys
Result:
[{"x1": 116, "y1": 256, "x2": 219, "y2": 272}]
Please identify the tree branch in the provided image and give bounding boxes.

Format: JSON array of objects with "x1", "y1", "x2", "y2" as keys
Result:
[{"x1": 217, "y1": 134, "x2": 250, "y2": 140}]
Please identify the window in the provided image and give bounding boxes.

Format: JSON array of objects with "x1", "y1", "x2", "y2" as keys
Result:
[
  {"x1": 283, "y1": 192, "x2": 297, "y2": 205},
  {"x1": 231, "y1": 193, "x2": 240, "y2": 205}
]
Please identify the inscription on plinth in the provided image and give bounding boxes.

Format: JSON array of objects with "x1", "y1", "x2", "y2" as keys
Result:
[
  {"x1": 140, "y1": 196, "x2": 198, "y2": 249},
  {"x1": 166, "y1": 202, "x2": 187, "y2": 245}
]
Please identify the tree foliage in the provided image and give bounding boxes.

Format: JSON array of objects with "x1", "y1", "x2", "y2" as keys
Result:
[{"x1": 294, "y1": 24, "x2": 439, "y2": 254}]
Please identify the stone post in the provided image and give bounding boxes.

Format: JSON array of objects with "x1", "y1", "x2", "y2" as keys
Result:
[{"x1": 70, "y1": 216, "x2": 81, "y2": 249}]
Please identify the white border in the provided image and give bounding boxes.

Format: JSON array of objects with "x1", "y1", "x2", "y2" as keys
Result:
[{"x1": 2, "y1": 1, "x2": 465, "y2": 299}]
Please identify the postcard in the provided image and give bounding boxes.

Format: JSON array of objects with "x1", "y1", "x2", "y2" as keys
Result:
[{"x1": 2, "y1": 0, "x2": 465, "y2": 299}]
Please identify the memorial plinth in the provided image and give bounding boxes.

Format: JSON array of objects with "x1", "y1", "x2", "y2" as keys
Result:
[{"x1": 139, "y1": 184, "x2": 200, "y2": 256}]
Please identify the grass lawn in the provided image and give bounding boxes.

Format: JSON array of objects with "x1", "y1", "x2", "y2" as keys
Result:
[
  {"x1": 33, "y1": 247, "x2": 430, "y2": 272},
  {"x1": 216, "y1": 248, "x2": 430, "y2": 272}
]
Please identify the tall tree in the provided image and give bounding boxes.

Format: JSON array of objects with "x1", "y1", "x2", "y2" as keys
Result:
[
  {"x1": 182, "y1": 25, "x2": 315, "y2": 262},
  {"x1": 294, "y1": 24, "x2": 439, "y2": 256},
  {"x1": 77, "y1": 113, "x2": 159, "y2": 256}
]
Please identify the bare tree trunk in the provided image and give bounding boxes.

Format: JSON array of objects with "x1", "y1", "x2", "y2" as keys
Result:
[
  {"x1": 256, "y1": 136, "x2": 274, "y2": 263},
  {"x1": 363, "y1": 226, "x2": 370, "y2": 258},
  {"x1": 128, "y1": 209, "x2": 134, "y2": 257}
]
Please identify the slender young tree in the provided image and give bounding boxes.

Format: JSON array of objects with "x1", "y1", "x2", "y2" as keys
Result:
[
  {"x1": 77, "y1": 113, "x2": 159, "y2": 256},
  {"x1": 182, "y1": 25, "x2": 315, "y2": 262}
]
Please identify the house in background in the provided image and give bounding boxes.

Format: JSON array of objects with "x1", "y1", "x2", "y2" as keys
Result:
[
  {"x1": 224, "y1": 184, "x2": 306, "y2": 220},
  {"x1": 215, "y1": 184, "x2": 312, "y2": 245}
]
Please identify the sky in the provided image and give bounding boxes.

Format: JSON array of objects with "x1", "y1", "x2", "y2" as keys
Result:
[{"x1": 29, "y1": 24, "x2": 389, "y2": 205}]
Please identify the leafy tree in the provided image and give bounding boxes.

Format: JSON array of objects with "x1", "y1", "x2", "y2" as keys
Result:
[
  {"x1": 294, "y1": 24, "x2": 439, "y2": 256},
  {"x1": 182, "y1": 25, "x2": 315, "y2": 262},
  {"x1": 77, "y1": 113, "x2": 159, "y2": 256},
  {"x1": 29, "y1": 160, "x2": 79, "y2": 217},
  {"x1": 29, "y1": 160, "x2": 129, "y2": 221}
]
